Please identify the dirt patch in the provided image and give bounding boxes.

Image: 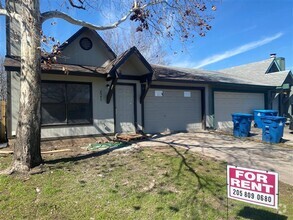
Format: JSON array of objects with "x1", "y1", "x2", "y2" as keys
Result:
[{"x1": 3, "y1": 136, "x2": 119, "y2": 159}]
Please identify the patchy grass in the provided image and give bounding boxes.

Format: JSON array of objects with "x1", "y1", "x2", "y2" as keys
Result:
[{"x1": 0, "y1": 145, "x2": 292, "y2": 220}]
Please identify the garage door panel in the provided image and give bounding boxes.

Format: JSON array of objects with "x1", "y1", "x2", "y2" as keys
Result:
[
  {"x1": 215, "y1": 92, "x2": 264, "y2": 129},
  {"x1": 145, "y1": 89, "x2": 202, "y2": 133}
]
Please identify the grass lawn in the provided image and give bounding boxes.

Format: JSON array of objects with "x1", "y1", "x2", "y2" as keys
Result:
[{"x1": 0, "y1": 145, "x2": 292, "y2": 220}]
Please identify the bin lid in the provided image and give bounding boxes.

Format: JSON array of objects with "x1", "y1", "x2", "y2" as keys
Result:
[
  {"x1": 261, "y1": 116, "x2": 287, "y2": 122},
  {"x1": 232, "y1": 113, "x2": 253, "y2": 117}
]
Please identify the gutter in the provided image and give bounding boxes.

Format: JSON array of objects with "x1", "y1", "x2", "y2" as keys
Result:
[{"x1": 153, "y1": 78, "x2": 276, "y2": 89}]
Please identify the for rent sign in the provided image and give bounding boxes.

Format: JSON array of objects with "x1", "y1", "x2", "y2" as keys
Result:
[{"x1": 227, "y1": 165, "x2": 278, "y2": 209}]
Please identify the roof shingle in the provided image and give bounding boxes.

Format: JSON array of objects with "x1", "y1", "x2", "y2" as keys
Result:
[
  {"x1": 218, "y1": 58, "x2": 291, "y2": 86},
  {"x1": 152, "y1": 64, "x2": 273, "y2": 86}
]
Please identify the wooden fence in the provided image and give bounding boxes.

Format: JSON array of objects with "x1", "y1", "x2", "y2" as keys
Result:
[{"x1": 0, "y1": 100, "x2": 6, "y2": 143}]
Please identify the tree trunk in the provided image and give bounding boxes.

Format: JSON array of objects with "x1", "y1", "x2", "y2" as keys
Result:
[{"x1": 13, "y1": 0, "x2": 42, "y2": 172}]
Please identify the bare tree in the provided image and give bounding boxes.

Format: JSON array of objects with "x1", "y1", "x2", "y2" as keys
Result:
[
  {"x1": 0, "y1": 0, "x2": 217, "y2": 173},
  {"x1": 102, "y1": 26, "x2": 168, "y2": 65},
  {"x1": 0, "y1": 57, "x2": 6, "y2": 101}
]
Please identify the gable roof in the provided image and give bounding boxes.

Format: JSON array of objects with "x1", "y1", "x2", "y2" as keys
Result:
[
  {"x1": 218, "y1": 58, "x2": 291, "y2": 86},
  {"x1": 105, "y1": 46, "x2": 153, "y2": 75},
  {"x1": 58, "y1": 27, "x2": 116, "y2": 59}
]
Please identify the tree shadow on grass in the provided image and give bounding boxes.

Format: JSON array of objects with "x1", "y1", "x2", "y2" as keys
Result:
[
  {"x1": 44, "y1": 144, "x2": 130, "y2": 165},
  {"x1": 148, "y1": 139, "x2": 227, "y2": 218},
  {"x1": 237, "y1": 206, "x2": 287, "y2": 220},
  {"x1": 168, "y1": 143, "x2": 228, "y2": 218}
]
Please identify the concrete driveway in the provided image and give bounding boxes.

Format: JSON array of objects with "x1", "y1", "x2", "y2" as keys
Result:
[{"x1": 136, "y1": 131, "x2": 293, "y2": 185}]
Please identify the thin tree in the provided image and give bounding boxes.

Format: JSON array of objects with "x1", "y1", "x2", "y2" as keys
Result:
[
  {"x1": 0, "y1": 0, "x2": 217, "y2": 173},
  {"x1": 0, "y1": 57, "x2": 6, "y2": 101}
]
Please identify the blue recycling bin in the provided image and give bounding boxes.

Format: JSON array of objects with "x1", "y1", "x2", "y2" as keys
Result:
[
  {"x1": 232, "y1": 113, "x2": 253, "y2": 137},
  {"x1": 254, "y1": 110, "x2": 278, "y2": 128},
  {"x1": 261, "y1": 116, "x2": 286, "y2": 144}
]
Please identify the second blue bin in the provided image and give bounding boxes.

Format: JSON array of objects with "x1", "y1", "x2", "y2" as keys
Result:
[
  {"x1": 254, "y1": 110, "x2": 278, "y2": 128},
  {"x1": 262, "y1": 116, "x2": 286, "y2": 143},
  {"x1": 232, "y1": 113, "x2": 253, "y2": 137}
]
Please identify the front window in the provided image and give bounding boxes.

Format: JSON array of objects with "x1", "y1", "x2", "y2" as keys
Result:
[{"x1": 41, "y1": 81, "x2": 92, "y2": 125}]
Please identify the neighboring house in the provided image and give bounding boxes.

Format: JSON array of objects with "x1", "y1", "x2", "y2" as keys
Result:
[{"x1": 4, "y1": 25, "x2": 293, "y2": 140}]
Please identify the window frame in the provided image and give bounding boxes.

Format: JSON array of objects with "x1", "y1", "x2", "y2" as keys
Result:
[{"x1": 41, "y1": 80, "x2": 93, "y2": 127}]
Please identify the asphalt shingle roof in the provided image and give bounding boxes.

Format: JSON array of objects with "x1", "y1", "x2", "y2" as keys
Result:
[
  {"x1": 152, "y1": 64, "x2": 270, "y2": 86},
  {"x1": 4, "y1": 56, "x2": 108, "y2": 76},
  {"x1": 218, "y1": 58, "x2": 291, "y2": 86},
  {"x1": 5, "y1": 55, "x2": 291, "y2": 88},
  {"x1": 220, "y1": 58, "x2": 274, "y2": 75}
]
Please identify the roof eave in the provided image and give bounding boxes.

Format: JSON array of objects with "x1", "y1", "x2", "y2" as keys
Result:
[
  {"x1": 153, "y1": 78, "x2": 276, "y2": 88},
  {"x1": 4, "y1": 56, "x2": 108, "y2": 77}
]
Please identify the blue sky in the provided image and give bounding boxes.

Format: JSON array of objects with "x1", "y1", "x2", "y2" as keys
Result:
[
  {"x1": 0, "y1": 0, "x2": 292, "y2": 71},
  {"x1": 170, "y1": 0, "x2": 293, "y2": 71}
]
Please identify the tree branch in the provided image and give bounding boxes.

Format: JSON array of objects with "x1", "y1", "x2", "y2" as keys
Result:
[
  {"x1": 140, "y1": 0, "x2": 173, "y2": 10},
  {"x1": 41, "y1": 0, "x2": 172, "y2": 30},
  {"x1": 0, "y1": 8, "x2": 21, "y2": 20},
  {"x1": 41, "y1": 9, "x2": 133, "y2": 30},
  {"x1": 68, "y1": 0, "x2": 85, "y2": 10},
  {"x1": 0, "y1": 8, "x2": 7, "y2": 15}
]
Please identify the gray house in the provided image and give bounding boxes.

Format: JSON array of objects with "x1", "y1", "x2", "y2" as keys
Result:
[{"x1": 4, "y1": 27, "x2": 293, "y2": 140}]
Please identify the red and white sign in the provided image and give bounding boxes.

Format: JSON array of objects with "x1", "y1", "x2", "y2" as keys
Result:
[{"x1": 227, "y1": 165, "x2": 278, "y2": 209}]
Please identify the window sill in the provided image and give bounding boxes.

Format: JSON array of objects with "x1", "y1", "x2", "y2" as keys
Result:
[{"x1": 41, "y1": 122, "x2": 93, "y2": 128}]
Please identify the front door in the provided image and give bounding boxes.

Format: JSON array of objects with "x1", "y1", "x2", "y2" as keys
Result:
[{"x1": 115, "y1": 84, "x2": 136, "y2": 133}]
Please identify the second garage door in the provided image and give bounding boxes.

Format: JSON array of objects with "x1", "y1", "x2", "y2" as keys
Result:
[
  {"x1": 144, "y1": 88, "x2": 202, "y2": 133},
  {"x1": 214, "y1": 91, "x2": 265, "y2": 129}
]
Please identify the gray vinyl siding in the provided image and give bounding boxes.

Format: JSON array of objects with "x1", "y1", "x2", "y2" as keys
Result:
[
  {"x1": 10, "y1": 73, "x2": 114, "y2": 138},
  {"x1": 39, "y1": 77, "x2": 143, "y2": 138},
  {"x1": 9, "y1": 73, "x2": 144, "y2": 139},
  {"x1": 57, "y1": 30, "x2": 114, "y2": 67},
  {"x1": 40, "y1": 74, "x2": 114, "y2": 138}
]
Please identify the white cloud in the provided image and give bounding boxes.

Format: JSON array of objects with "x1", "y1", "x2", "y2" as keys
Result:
[{"x1": 194, "y1": 32, "x2": 283, "y2": 68}]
